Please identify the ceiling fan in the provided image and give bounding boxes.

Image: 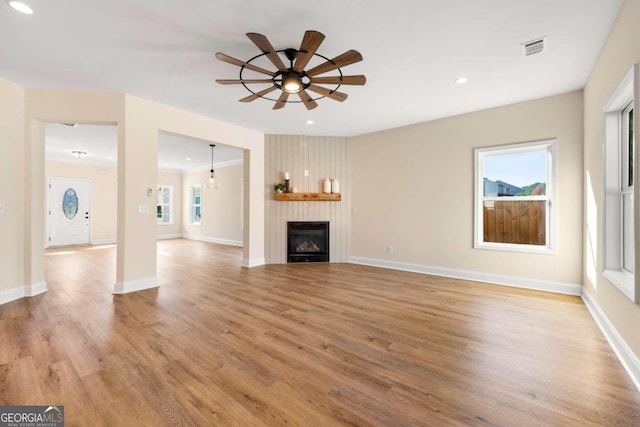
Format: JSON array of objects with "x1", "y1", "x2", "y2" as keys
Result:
[{"x1": 215, "y1": 30, "x2": 366, "y2": 110}]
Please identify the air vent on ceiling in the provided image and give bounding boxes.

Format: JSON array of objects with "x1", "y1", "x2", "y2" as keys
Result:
[{"x1": 522, "y1": 37, "x2": 547, "y2": 57}]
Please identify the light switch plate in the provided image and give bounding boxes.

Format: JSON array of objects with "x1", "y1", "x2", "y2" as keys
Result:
[{"x1": 0, "y1": 203, "x2": 5, "y2": 214}]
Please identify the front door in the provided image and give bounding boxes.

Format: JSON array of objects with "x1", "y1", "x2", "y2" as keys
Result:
[{"x1": 48, "y1": 178, "x2": 91, "y2": 247}]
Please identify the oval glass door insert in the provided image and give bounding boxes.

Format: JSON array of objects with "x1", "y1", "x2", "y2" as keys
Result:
[{"x1": 62, "y1": 188, "x2": 79, "y2": 220}]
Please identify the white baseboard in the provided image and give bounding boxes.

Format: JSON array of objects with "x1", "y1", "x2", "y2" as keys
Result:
[
  {"x1": 349, "y1": 256, "x2": 582, "y2": 296},
  {"x1": 25, "y1": 281, "x2": 48, "y2": 297},
  {"x1": 0, "y1": 281, "x2": 48, "y2": 306},
  {"x1": 0, "y1": 286, "x2": 25, "y2": 305},
  {"x1": 113, "y1": 277, "x2": 158, "y2": 294},
  {"x1": 242, "y1": 257, "x2": 266, "y2": 268},
  {"x1": 91, "y1": 238, "x2": 117, "y2": 245},
  {"x1": 182, "y1": 234, "x2": 243, "y2": 247},
  {"x1": 582, "y1": 290, "x2": 640, "y2": 391},
  {"x1": 157, "y1": 234, "x2": 182, "y2": 240}
]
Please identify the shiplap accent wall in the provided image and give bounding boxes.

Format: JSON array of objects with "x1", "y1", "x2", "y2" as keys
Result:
[{"x1": 265, "y1": 134, "x2": 349, "y2": 264}]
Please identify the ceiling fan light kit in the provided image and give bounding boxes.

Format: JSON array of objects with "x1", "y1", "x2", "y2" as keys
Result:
[{"x1": 215, "y1": 30, "x2": 366, "y2": 110}]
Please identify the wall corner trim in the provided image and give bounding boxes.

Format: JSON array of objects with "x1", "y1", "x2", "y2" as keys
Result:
[
  {"x1": 242, "y1": 258, "x2": 266, "y2": 268},
  {"x1": 0, "y1": 287, "x2": 26, "y2": 306},
  {"x1": 25, "y1": 281, "x2": 48, "y2": 297},
  {"x1": 581, "y1": 290, "x2": 640, "y2": 392},
  {"x1": 0, "y1": 282, "x2": 48, "y2": 306},
  {"x1": 113, "y1": 277, "x2": 158, "y2": 294},
  {"x1": 348, "y1": 256, "x2": 582, "y2": 296}
]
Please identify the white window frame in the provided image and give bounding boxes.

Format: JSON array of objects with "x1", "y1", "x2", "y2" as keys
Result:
[
  {"x1": 157, "y1": 185, "x2": 173, "y2": 225},
  {"x1": 602, "y1": 64, "x2": 638, "y2": 303},
  {"x1": 474, "y1": 139, "x2": 557, "y2": 254},
  {"x1": 191, "y1": 185, "x2": 202, "y2": 225}
]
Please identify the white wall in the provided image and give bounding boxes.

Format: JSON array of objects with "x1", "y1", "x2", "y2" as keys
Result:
[
  {"x1": 183, "y1": 164, "x2": 244, "y2": 246},
  {"x1": 349, "y1": 91, "x2": 584, "y2": 292},
  {"x1": 0, "y1": 77, "x2": 25, "y2": 300}
]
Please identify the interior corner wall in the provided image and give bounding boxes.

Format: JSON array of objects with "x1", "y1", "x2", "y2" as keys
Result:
[
  {"x1": 264, "y1": 135, "x2": 349, "y2": 264},
  {"x1": 583, "y1": 0, "x2": 640, "y2": 361},
  {"x1": 182, "y1": 164, "x2": 244, "y2": 246},
  {"x1": 349, "y1": 90, "x2": 584, "y2": 289},
  {"x1": 0, "y1": 77, "x2": 25, "y2": 299}
]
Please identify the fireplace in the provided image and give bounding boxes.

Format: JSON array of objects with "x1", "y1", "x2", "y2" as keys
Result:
[{"x1": 287, "y1": 221, "x2": 329, "y2": 263}]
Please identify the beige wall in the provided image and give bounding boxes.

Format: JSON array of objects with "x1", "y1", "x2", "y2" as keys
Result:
[
  {"x1": 265, "y1": 135, "x2": 350, "y2": 263},
  {"x1": 349, "y1": 91, "x2": 584, "y2": 287},
  {"x1": 0, "y1": 77, "x2": 25, "y2": 297},
  {"x1": 157, "y1": 171, "x2": 183, "y2": 238},
  {"x1": 583, "y1": 0, "x2": 640, "y2": 359},
  {"x1": 1, "y1": 85, "x2": 264, "y2": 298},
  {"x1": 45, "y1": 162, "x2": 118, "y2": 244},
  {"x1": 183, "y1": 164, "x2": 244, "y2": 245}
]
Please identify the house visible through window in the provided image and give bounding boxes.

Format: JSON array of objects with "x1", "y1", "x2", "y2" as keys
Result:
[
  {"x1": 474, "y1": 139, "x2": 556, "y2": 253},
  {"x1": 157, "y1": 185, "x2": 173, "y2": 225},
  {"x1": 602, "y1": 64, "x2": 636, "y2": 303},
  {"x1": 191, "y1": 185, "x2": 201, "y2": 225}
]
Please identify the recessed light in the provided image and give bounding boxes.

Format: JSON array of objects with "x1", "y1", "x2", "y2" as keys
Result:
[
  {"x1": 306, "y1": 120, "x2": 314, "y2": 125},
  {"x1": 186, "y1": 158, "x2": 191, "y2": 161},
  {"x1": 7, "y1": 1, "x2": 33, "y2": 14},
  {"x1": 455, "y1": 77, "x2": 469, "y2": 85}
]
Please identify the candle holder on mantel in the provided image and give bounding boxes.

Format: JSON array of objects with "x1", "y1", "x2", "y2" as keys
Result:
[{"x1": 284, "y1": 179, "x2": 290, "y2": 193}]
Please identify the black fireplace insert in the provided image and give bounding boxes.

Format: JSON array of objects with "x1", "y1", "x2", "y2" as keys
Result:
[{"x1": 287, "y1": 221, "x2": 329, "y2": 263}]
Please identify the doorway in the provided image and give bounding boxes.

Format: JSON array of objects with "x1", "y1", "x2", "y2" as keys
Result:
[{"x1": 48, "y1": 177, "x2": 91, "y2": 246}]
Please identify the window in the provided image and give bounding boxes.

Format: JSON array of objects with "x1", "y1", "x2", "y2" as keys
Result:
[
  {"x1": 191, "y1": 185, "x2": 201, "y2": 225},
  {"x1": 156, "y1": 185, "x2": 173, "y2": 225},
  {"x1": 474, "y1": 139, "x2": 556, "y2": 253},
  {"x1": 622, "y1": 101, "x2": 634, "y2": 274},
  {"x1": 603, "y1": 64, "x2": 637, "y2": 302}
]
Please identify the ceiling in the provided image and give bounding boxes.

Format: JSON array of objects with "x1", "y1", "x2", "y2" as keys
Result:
[
  {"x1": 2, "y1": 0, "x2": 623, "y2": 139},
  {"x1": 45, "y1": 123, "x2": 244, "y2": 172}
]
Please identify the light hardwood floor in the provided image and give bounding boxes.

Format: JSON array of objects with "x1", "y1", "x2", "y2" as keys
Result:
[{"x1": 1, "y1": 239, "x2": 639, "y2": 426}]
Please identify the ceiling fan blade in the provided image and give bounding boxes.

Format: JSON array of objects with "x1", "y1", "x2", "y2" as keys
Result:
[
  {"x1": 293, "y1": 30, "x2": 325, "y2": 73},
  {"x1": 273, "y1": 91, "x2": 289, "y2": 110},
  {"x1": 297, "y1": 90, "x2": 318, "y2": 110},
  {"x1": 215, "y1": 79, "x2": 274, "y2": 85},
  {"x1": 306, "y1": 50, "x2": 363, "y2": 77},
  {"x1": 239, "y1": 86, "x2": 278, "y2": 102},
  {"x1": 246, "y1": 33, "x2": 287, "y2": 72},
  {"x1": 215, "y1": 52, "x2": 275, "y2": 76},
  {"x1": 307, "y1": 84, "x2": 348, "y2": 102},
  {"x1": 310, "y1": 75, "x2": 367, "y2": 86}
]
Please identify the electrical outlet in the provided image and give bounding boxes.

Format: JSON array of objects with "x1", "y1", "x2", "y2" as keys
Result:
[{"x1": 386, "y1": 245, "x2": 394, "y2": 255}]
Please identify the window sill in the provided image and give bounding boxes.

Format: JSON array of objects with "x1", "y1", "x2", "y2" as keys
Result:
[
  {"x1": 474, "y1": 242, "x2": 555, "y2": 255},
  {"x1": 603, "y1": 269, "x2": 636, "y2": 302}
]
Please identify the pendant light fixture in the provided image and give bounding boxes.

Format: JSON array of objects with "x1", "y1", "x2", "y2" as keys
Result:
[{"x1": 205, "y1": 144, "x2": 218, "y2": 190}]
